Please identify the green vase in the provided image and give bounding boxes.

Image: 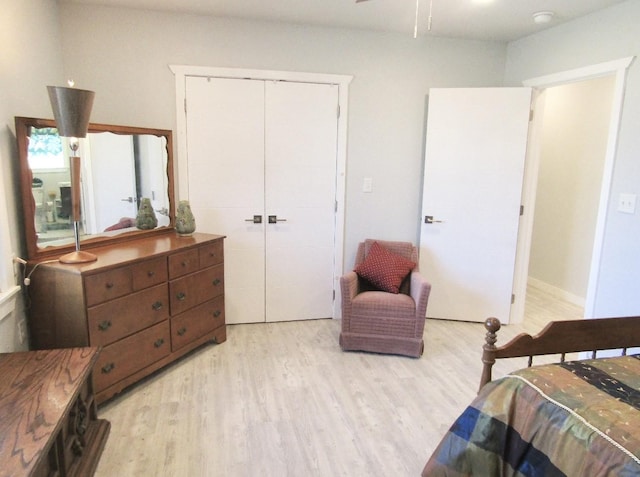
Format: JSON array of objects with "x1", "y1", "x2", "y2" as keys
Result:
[
  {"x1": 135, "y1": 197, "x2": 158, "y2": 230},
  {"x1": 175, "y1": 200, "x2": 196, "y2": 236}
]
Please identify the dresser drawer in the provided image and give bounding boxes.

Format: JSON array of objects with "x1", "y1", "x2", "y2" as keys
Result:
[
  {"x1": 87, "y1": 284, "x2": 169, "y2": 347},
  {"x1": 94, "y1": 321, "x2": 170, "y2": 392},
  {"x1": 171, "y1": 295, "x2": 225, "y2": 351},
  {"x1": 84, "y1": 267, "x2": 132, "y2": 306},
  {"x1": 199, "y1": 240, "x2": 223, "y2": 269},
  {"x1": 168, "y1": 248, "x2": 200, "y2": 279},
  {"x1": 169, "y1": 264, "x2": 224, "y2": 315},
  {"x1": 132, "y1": 256, "x2": 167, "y2": 291}
]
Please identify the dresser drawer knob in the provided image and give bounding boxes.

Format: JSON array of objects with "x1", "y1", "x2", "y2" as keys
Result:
[
  {"x1": 147, "y1": 270, "x2": 155, "y2": 277},
  {"x1": 212, "y1": 278, "x2": 221, "y2": 286},
  {"x1": 177, "y1": 327, "x2": 187, "y2": 336},
  {"x1": 101, "y1": 363, "x2": 115, "y2": 374},
  {"x1": 154, "y1": 338, "x2": 165, "y2": 348},
  {"x1": 105, "y1": 282, "x2": 114, "y2": 289},
  {"x1": 152, "y1": 301, "x2": 163, "y2": 311},
  {"x1": 213, "y1": 310, "x2": 221, "y2": 318},
  {"x1": 181, "y1": 261, "x2": 188, "y2": 267},
  {"x1": 176, "y1": 292, "x2": 186, "y2": 301},
  {"x1": 98, "y1": 320, "x2": 112, "y2": 331}
]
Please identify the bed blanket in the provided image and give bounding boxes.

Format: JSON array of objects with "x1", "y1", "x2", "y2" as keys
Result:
[{"x1": 422, "y1": 354, "x2": 640, "y2": 476}]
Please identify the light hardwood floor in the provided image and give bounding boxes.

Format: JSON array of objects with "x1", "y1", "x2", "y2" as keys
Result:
[{"x1": 95, "y1": 285, "x2": 582, "y2": 476}]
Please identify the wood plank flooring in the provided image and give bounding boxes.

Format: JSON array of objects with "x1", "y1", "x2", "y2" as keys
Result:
[{"x1": 94, "y1": 285, "x2": 582, "y2": 476}]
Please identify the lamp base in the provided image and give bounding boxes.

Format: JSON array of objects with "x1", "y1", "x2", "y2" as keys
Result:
[{"x1": 59, "y1": 250, "x2": 98, "y2": 264}]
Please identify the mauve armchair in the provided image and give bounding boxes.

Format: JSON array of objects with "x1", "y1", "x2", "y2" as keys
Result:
[{"x1": 339, "y1": 239, "x2": 432, "y2": 358}]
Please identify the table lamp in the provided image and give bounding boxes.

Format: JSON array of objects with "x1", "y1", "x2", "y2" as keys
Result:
[{"x1": 47, "y1": 83, "x2": 97, "y2": 263}]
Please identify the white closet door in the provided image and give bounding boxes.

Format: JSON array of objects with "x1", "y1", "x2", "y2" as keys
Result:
[
  {"x1": 186, "y1": 77, "x2": 266, "y2": 324},
  {"x1": 264, "y1": 81, "x2": 338, "y2": 322},
  {"x1": 185, "y1": 77, "x2": 339, "y2": 324}
]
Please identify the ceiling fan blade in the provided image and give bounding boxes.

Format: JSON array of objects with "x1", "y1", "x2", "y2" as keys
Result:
[{"x1": 356, "y1": 0, "x2": 371, "y2": 3}]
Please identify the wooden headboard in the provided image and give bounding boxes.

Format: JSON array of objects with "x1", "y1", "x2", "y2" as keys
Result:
[{"x1": 479, "y1": 315, "x2": 640, "y2": 392}]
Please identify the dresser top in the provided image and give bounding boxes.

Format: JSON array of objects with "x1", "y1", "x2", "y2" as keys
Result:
[
  {"x1": 0, "y1": 347, "x2": 100, "y2": 476},
  {"x1": 35, "y1": 232, "x2": 225, "y2": 274}
]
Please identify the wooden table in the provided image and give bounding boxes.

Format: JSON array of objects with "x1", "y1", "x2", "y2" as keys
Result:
[{"x1": 0, "y1": 348, "x2": 110, "y2": 477}]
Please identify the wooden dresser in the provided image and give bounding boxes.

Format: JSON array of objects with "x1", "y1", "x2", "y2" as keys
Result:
[
  {"x1": 27, "y1": 232, "x2": 226, "y2": 404},
  {"x1": 0, "y1": 347, "x2": 110, "y2": 477}
]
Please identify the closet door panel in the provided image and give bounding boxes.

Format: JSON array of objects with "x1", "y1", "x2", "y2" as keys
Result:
[
  {"x1": 186, "y1": 77, "x2": 266, "y2": 324},
  {"x1": 264, "y1": 81, "x2": 338, "y2": 322}
]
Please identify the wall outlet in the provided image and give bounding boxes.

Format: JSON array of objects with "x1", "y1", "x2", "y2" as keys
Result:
[
  {"x1": 618, "y1": 193, "x2": 636, "y2": 214},
  {"x1": 363, "y1": 177, "x2": 373, "y2": 193}
]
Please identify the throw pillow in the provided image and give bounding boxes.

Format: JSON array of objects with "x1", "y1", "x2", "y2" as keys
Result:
[{"x1": 354, "y1": 241, "x2": 416, "y2": 293}]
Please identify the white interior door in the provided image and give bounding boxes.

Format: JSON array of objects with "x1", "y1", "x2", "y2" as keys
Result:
[
  {"x1": 185, "y1": 77, "x2": 338, "y2": 324},
  {"x1": 264, "y1": 81, "x2": 338, "y2": 322},
  {"x1": 419, "y1": 87, "x2": 532, "y2": 324},
  {"x1": 85, "y1": 133, "x2": 137, "y2": 233},
  {"x1": 186, "y1": 77, "x2": 266, "y2": 325}
]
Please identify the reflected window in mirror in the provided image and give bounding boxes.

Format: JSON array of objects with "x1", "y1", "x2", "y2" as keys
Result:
[{"x1": 27, "y1": 127, "x2": 67, "y2": 171}]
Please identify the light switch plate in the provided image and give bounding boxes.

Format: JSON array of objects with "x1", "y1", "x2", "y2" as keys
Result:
[
  {"x1": 363, "y1": 177, "x2": 373, "y2": 193},
  {"x1": 618, "y1": 193, "x2": 636, "y2": 214}
]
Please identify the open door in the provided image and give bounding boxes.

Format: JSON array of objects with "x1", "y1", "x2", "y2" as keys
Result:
[{"x1": 419, "y1": 87, "x2": 532, "y2": 324}]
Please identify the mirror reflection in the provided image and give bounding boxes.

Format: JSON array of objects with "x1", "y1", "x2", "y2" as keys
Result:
[{"x1": 16, "y1": 117, "x2": 175, "y2": 260}]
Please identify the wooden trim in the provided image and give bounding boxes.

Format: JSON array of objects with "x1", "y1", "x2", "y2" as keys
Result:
[{"x1": 480, "y1": 315, "x2": 640, "y2": 392}]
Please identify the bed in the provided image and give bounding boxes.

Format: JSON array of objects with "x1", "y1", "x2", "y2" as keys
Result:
[{"x1": 422, "y1": 315, "x2": 640, "y2": 476}]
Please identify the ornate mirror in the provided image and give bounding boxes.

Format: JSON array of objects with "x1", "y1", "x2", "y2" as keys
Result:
[{"x1": 16, "y1": 117, "x2": 175, "y2": 260}]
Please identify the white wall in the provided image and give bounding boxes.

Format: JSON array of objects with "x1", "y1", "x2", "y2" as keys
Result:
[
  {"x1": 0, "y1": 0, "x2": 65, "y2": 351},
  {"x1": 57, "y1": 4, "x2": 507, "y2": 270},
  {"x1": 505, "y1": 0, "x2": 640, "y2": 317},
  {"x1": 529, "y1": 76, "x2": 615, "y2": 302}
]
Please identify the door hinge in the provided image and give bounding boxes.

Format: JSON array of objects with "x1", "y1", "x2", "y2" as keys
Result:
[
  {"x1": 337, "y1": 104, "x2": 341, "y2": 118},
  {"x1": 335, "y1": 200, "x2": 338, "y2": 212},
  {"x1": 511, "y1": 294, "x2": 515, "y2": 304},
  {"x1": 333, "y1": 289, "x2": 336, "y2": 300},
  {"x1": 184, "y1": 98, "x2": 187, "y2": 113},
  {"x1": 520, "y1": 205, "x2": 524, "y2": 216},
  {"x1": 529, "y1": 109, "x2": 534, "y2": 121}
]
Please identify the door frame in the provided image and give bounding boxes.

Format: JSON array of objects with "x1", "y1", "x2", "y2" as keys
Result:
[
  {"x1": 511, "y1": 56, "x2": 634, "y2": 323},
  {"x1": 170, "y1": 65, "x2": 353, "y2": 319}
]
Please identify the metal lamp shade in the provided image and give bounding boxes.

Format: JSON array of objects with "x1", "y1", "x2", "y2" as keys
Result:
[{"x1": 47, "y1": 86, "x2": 95, "y2": 138}]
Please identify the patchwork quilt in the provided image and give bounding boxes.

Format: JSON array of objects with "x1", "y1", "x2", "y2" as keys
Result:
[{"x1": 422, "y1": 355, "x2": 640, "y2": 476}]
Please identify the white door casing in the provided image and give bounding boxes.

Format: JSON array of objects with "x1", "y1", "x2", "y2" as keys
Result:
[
  {"x1": 419, "y1": 87, "x2": 532, "y2": 324},
  {"x1": 182, "y1": 73, "x2": 346, "y2": 324}
]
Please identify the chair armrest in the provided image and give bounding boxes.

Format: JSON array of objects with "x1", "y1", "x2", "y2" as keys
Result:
[
  {"x1": 410, "y1": 271, "x2": 431, "y2": 321},
  {"x1": 340, "y1": 271, "x2": 359, "y2": 303},
  {"x1": 340, "y1": 271, "x2": 359, "y2": 328}
]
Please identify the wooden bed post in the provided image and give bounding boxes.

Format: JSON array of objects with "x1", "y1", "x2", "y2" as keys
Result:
[{"x1": 480, "y1": 317, "x2": 501, "y2": 392}]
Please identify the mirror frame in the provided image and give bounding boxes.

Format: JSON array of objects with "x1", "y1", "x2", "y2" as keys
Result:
[{"x1": 16, "y1": 116, "x2": 175, "y2": 261}]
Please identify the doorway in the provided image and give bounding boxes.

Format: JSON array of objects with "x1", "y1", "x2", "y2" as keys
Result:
[
  {"x1": 511, "y1": 57, "x2": 634, "y2": 324},
  {"x1": 526, "y1": 76, "x2": 615, "y2": 325}
]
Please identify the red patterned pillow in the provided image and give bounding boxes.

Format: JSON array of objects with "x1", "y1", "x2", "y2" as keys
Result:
[{"x1": 354, "y1": 241, "x2": 416, "y2": 293}]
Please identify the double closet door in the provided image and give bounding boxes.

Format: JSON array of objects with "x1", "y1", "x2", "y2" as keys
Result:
[{"x1": 185, "y1": 77, "x2": 339, "y2": 324}]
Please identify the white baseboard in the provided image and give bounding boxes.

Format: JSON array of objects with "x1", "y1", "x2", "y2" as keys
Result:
[{"x1": 527, "y1": 276, "x2": 585, "y2": 308}]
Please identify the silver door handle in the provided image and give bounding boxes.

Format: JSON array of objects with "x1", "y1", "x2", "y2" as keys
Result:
[
  {"x1": 245, "y1": 215, "x2": 262, "y2": 224},
  {"x1": 425, "y1": 215, "x2": 444, "y2": 224},
  {"x1": 121, "y1": 196, "x2": 136, "y2": 203},
  {"x1": 268, "y1": 215, "x2": 287, "y2": 224}
]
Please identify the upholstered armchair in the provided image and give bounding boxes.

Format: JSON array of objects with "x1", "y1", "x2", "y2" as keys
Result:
[{"x1": 339, "y1": 239, "x2": 431, "y2": 358}]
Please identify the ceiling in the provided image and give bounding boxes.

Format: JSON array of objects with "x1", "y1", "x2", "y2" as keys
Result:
[{"x1": 62, "y1": 0, "x2": 627, "y2": 42}]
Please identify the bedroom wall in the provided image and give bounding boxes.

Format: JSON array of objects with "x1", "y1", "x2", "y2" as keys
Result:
[
  {"x1": 0, "y1": 0, "x2": 65, "y2": 351},
  {"x1": 505, "y1": 0, "x2": 640, "y2": 317},
  {"x1": 529, "y1": 76, "x2": 615, "y2": 304},
  {"x1": 55, "y1": 3, "x2": 507, "y2": 271}
]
